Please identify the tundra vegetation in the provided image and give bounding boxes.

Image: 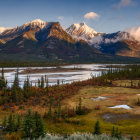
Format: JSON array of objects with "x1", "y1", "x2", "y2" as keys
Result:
[{"x1": 0, "y1": 65, "x2": 140, "y2": 139}]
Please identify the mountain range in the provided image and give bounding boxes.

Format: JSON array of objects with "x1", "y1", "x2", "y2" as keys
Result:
[{"x1": 0, "y1": 19, "x2": 140, "y2": 64}]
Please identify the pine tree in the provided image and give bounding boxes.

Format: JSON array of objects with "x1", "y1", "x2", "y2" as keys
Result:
[
  {"x1": 15, "y1": 115, "x2": 21, "y2": 131},
  {"x1": 57, "y1": 80, "x2": 60, "y2": 86},
  {"x1": 76, "y1": 97, "x2": 82, "y2": 115},
  {"x1": 41, "y1": 76, "x2": 44, "y2": 88},
  {"x1": 23, "y1": 109, "x2": 34, "y2": 139},
  {"x1": 23, "y1": 76, "x2": 31, "y2": 98},
  {"x1": 38, "y1": 79, "x2": 41, "y2": 88},
  {"x1": 93, "y1": 121, "x2": 101, "y2": 135},
  {"x1": 7, "y1": 113, "x2": 15, "y2": 133},
  {"x1": 78, "y1": 97, "x2": 82, "y2": 112},
  {"x1": 33, "y1": 112, "x2": 45, "y2": 139},
  {"x1": 2, "y1": 116, "x2": 7, "y2": 129},
  {"x1": 0, "y1": 68, "x2": 7, "y2": 90},
  {"x1": 115, "y1": 127, "x2": 119, "y2": 138},
  {"x1": 12, "y1": 69, "x2": 20, "y2": 90},
  {"x1": 111, "y1": 126, "x2": 115, "y2": 137},
  {"x1": 118, "y1": 130, "x2": 122, "y2": 139}
]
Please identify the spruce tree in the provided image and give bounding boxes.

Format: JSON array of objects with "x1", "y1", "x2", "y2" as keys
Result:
[
  {"x1": 93, "y1": 121, "x2": 101, "y2": 135},
  {"x1": 115, "y1": 127, "x2": 119, "y2": 138},
  {"x1": 23, "y1": 76, "x2": 31, "y2": 98},
  {"x1": 38, "y1": 79, "x2": 41, "y2": 88},
  {"x1": 15, "y1": 115, "x2": 21, "y2": 131},
  {"x1": 2, "y1": 116, "x2": 7, "y2": 129},
  {"x1": 41, "y1": 76, "x2": 44, "y2": 88},
  {"x1": 7, "y1": 113, "x2": 15, "y2": 133},
  {"x1": 23, "y1": 109, "x2": 34, "y2": 139},
  {"x1": 12, "y1": 69, "x2": 20, "y2": 90},
  {"x1": 33, "y1": 112, "x2": 45, "y2": 139},
  {"x1": 0, "y1": 68, "x2": 7, "y2": 90},
  {"x1": 111, "y1": 126, "x2": 115, "y2": 137},
  {"x1": 57, "y1": 79, "x2": 60, "y2": 86},
  {"x1": 76, "y1": 97, "x2": 82, "y2": 115},
  {"x1": 48, "y1": 96, "x2": 53, "y2": 119}
]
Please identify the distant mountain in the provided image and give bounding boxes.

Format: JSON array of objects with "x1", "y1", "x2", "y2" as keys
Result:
[
  {"x1": 0, "y1": 19, "x2": 140, "y2": 64},
  {"x1": 0, "y1": 19, "x2": 105, "y2": 63},
  {"x1": 66, "y1": 22, "x2": 102, "y2": 44},
  {"x1": 90, "y1": 31, "x2": 140, "y2": 57},
  {"x1": 66, "y1": 22, "x2": 140, "y2": 58}
]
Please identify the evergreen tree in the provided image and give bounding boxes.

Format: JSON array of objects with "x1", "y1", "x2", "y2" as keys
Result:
[
  {"x1": 76, "y1": 97, "x2": 82, "y2": 115},
  {"x1": 38, "y1": 79, "x2": 41, "y2": 88},
  {"x1": 48, "y1": 96, "x2": 53, "y2": 119},
  {"x1": 15, "y1": 115, "x2": 21, "y2": 131},
  {"x1": 2, "y1": 116, "x2": 7, "y2": 129},
  {"x1": 111, "y1": 126, "x2": 115, "y2": 137},
  {"x1": 93, "y1": 121, "x2": 101, "y2": 135},
  {"x1": 0, "y1": 68, "x2": 7, "y2": 90},
  {"x1": 115, "y1": 127, "x2": 119, "y2": 138},
  {"x1": 12, "y1": 69, "x2": 20, "y2": 90},
  {"x1": 23, "y1": 109, "x2": 34, "y2": 139},
  {"x1": 23, "y1": 76, "x2": 31, "y2": 98},
  {"x1": 33, "y1": 112, "x2": 45, "y2": 139},
  {"x1": 7, "y1": 113, "x2": 15, "y2": 133},
  {"x1": 41, "y1": 76, "x2": 44, "y2": 88},
  {"x1": 78, "y1": 97, "x2": 82, "y2": 112},
  {"x1": 57, "y1": 80, "x2": 60, "y2": 86}
]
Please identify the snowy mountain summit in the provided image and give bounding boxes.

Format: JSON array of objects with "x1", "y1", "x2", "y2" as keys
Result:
[
  {"x1": 66, "y1": 22, "x2": 100, "y2": 42},
  {"x1": 24, "y1": 19, "x2": 47, "y2": 29}
]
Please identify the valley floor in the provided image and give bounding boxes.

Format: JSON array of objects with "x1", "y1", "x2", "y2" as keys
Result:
[{"x1": 0, "y1": 80, "x2": 140, "y2": 139}]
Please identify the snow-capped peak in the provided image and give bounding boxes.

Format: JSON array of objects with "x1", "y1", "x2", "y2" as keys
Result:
[
  {"x1": 23, "y1": 19, "x2": 47, "y2": 29},
  {"x1": 66, "y1": 22, "x2": 98, "y2": 41},
  {"x1": 27, "y1": 19, "x2": 46, "y2": 24},
  {"x1": 0, "y1": 19, "x2": 49, "y2": 37}
]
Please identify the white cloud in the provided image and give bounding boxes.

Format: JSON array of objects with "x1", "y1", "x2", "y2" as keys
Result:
[
  {"x1": 114, "y1": 0, "x2": 134, "y2": 9},
  {"x1": 126, "y1": 26, "x2": 140, "y2": 42},
  {"x1": 57, "y1": 16, "x2": 64, "y2": 21},
  {"x1": 84, "y1": 12, "x2": 99, "y2": 20}
]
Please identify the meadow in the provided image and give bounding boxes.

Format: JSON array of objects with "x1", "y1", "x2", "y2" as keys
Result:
[{"x1": 0, "y1": 65, "x2": 140, "y2": 139}]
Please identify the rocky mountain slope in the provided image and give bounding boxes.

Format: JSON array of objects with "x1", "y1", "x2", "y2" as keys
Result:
[
  {"x1": 66, "y1": 23, "x2": 140, "y2": 58},
  {"x1": 66, "y1": 22, "x2": 102, "y2": 44},
  {"x1": 0, "y1": 19, "x2": 104, "y2": 63},
  {"x1": 0, "y1": 19, "x2": 140, "y2": 63}
]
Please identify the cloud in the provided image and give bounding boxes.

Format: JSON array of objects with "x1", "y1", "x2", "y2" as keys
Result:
[
  {"x1": 84, "y1": 12, "x2": 99, "y2": 20},
  {"x1": 126, "y1": 26, "x2": 140, "y2": 42},
  {"x1": 113, "y1": 0, "x2": 134, "y2": 9},
  {"x1": 57, "y1": 16, "x2": 64, "y2": 21}
]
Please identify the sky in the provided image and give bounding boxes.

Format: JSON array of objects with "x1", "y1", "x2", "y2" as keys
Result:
[{"x1": 0, "y1": 0, "x2": 140, "y2": 33}]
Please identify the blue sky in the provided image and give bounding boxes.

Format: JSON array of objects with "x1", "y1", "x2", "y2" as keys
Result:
[{"x1": 0, "y1": 0, "x2": 140, "y2": 33}]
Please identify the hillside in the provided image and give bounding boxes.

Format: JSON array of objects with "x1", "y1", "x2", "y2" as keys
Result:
[{"x1": 0, "y1": 20, "x2": 140, "y2": 64}]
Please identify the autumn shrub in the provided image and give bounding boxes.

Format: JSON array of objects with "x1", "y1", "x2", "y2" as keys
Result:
[
  {"x1": 95, "y1": 105, "x2": 101, "y2": 110},
  {"x1": 65, "y1": 118, "x2": 85, "y2": 125},
  {"x1": 5, "y1": 132, "x2": 21, "y2": 140},
  {"x1": 76, "y1": 106, "x2": 91, "y2": 115}
]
